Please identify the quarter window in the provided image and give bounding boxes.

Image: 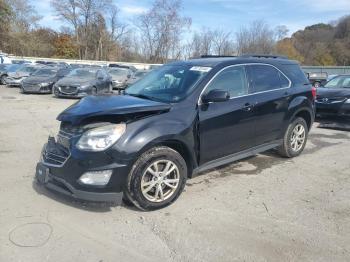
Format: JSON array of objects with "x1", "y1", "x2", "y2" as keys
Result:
[
  {"x1": 205, "y1": 66, "x2": 248, "y2": 98},
  {"x1": 248, "y1": 65, "x2": 288, "y2": 93}
]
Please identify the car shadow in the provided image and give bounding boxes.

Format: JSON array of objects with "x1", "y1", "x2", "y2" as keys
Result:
[{"x1": 32, "y1": 181, "x2": 140, "y2": 212}]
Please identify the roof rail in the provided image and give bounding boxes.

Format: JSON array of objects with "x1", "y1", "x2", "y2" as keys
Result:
[
  {"x1": 199, "y1": 55, "x2": 237, "y2": 58},
  {"x1": 240, "y1": 54, "x2": 288, "y2": 59}
]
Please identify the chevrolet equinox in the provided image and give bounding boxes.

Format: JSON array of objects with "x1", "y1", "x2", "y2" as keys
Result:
[{"x1": 36, "y1": 55, "x2": 316, "y2": 210}]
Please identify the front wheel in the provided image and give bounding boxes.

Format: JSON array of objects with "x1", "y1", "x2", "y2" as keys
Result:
[
  {"x1": 125, "y1": 146, "x2": 187, "y2": 211},
  {"x1": 278, "y1": 117, "x2": 308, "y2": 158}
]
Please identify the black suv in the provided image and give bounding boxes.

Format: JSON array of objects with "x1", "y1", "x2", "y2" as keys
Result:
[{"x1": 35, "y1": 55, "x2": 315, "y2": 210}]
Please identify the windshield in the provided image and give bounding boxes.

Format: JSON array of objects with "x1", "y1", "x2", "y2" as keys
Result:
[
  {"x1": 32, "y1": 68, "x2": 58, "y2": 76},
  {"x1": 125, "y1": 65, "x2": 210, "y2": 103},
  {"x1": 19, "y1": 66, "x2": 38, "y2": 73},
  {"x1": 7, "y1": 64, "x2": 21, "y2": 72},
  {"x1": 109, "y1": 69, "x2": 129, "y2": 77},
  {"x1": 324, "y1": 76, "x2": 350, "y2": 88},
  {"x1": 67, "y1": 68, "x2": 97, "y2": 78}
]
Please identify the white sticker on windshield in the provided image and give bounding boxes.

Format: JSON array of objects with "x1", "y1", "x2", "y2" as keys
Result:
[{"x1": 190, "y1": 66, "x2": 212, "y2": 72}]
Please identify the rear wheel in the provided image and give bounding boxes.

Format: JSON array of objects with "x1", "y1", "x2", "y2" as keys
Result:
[
  {"x1": 125, "y1": 146, "x2": 187, "y2": 211},
  {"x1": 278, "y1": 117, "x2": 308, "y2": 158}
]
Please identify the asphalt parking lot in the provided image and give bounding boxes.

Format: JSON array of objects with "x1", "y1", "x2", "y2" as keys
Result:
[{"x1": 0, "y1": 86, "x2": 349, "y2": 262}]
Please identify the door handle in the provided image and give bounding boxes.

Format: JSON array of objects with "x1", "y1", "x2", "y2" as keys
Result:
[{"x1": 242, "y1": 103, "x2": 253, "y2": 112}]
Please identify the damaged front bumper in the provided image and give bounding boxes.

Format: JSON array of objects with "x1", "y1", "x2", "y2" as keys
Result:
[{"x1": 35, "y1": 136, "x2": 129, "y2": 202}]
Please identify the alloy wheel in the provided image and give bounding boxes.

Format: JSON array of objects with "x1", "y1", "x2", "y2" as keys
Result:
[
  {"x1": 140, "y1": 160, "x2": 180, "y2": 203},
  {"x1": 290, "y1": 124, "x2": 306, "y2": 152}
]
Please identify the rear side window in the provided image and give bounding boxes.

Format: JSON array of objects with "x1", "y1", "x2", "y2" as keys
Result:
[
  {"x1": 247, "y1": 65, "x2": 287, "y2": 93},
  {"x1": 205, "y1": 66, "x2": 248, "y2": 98},
  {"x1": 280, "y1": 64, "x2": 309, "y2": 85}
]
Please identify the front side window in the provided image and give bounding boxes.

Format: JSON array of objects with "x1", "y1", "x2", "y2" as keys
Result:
[
  {"x1": 325, "y1": 76, "x2": 350, "y2": 88},
  {"x1": 125, "y1": 65, "x2": 209, "y2": 103},
  {"x1": 248, "y1": 65, "x2": 288, "y2": 93},
  {"x1": 205, "y1": 66, "x2": 248, "y2": 98}
]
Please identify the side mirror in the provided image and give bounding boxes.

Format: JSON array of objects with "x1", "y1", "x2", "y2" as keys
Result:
[
  {"x1": 202, "y1": 89, "x2": 230, "y2": 103},
  {"x1": 127, "y1": 74, "x2": 131, "y2": 79}
]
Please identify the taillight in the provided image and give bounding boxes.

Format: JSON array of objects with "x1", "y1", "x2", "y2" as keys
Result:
[{"x1": 311, "y1": 86, "x2": 317, "y2": 100}]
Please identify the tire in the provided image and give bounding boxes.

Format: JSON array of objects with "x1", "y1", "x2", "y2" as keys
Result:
[
  {"x1": 108, "y1": 83, "x2": 113, "y2": 93},
  {"x1": 278, "y1": 117, "x2": 308, "y2": 158},
  {"x1": 125, "y1": 146, "x2": 187, "y2": 211},
  {"x1": 53, "y1": 86, "x2": 59, "y2": 98},
  {"x1": 20, "y1": 86, "x2": 25, "y2": 94},
  {"x1": 92, "y1": 87, "x2": 97, "y2": 95},
  {"x1": 0, "y1": 75, "x2": 6, "y2": 85}
]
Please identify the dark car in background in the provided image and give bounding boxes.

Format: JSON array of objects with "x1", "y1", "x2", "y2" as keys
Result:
[
  {"x1": 4, "y1": 64, "x2": 42, "y2": 87},
  {"x1": 35, "y1": 55, "x2": 315, "y2": 210},
  {"x1": 53, "y1": 67, "x2": 112, "y2": 98},
  {"x1": 127, "y1": 70, "x2": 149, "y2": 86},
  {"x1": 108, "y1": 67, "x2": 132, "y2": 90},
  {"x1": 21, "y1": 67, "x2": 72, "y2": 94},
  {"x1": 316, "y1": 75, "x2": 350, "y2": 118}
]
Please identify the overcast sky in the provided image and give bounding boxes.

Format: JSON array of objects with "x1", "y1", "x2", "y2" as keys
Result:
[{"x1": 32, "y1": 0, "x2": 350, "y2": 35}]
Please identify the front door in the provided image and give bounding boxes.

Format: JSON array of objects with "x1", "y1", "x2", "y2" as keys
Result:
[{"x1": 199, "y1": 65, "x2": 256, "y2": 164}]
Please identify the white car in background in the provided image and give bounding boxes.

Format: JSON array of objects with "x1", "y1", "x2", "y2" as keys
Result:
[{"x1": 0, "y1": 53, "x2": 12, "y2": 64}]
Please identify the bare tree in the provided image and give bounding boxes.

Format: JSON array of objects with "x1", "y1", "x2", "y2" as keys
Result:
[
  {"x1": 275, "y1": 25, "x2": 289, "y2": 41},
  {"x1": 212, "y1": 29, "x2": 233, "y2": 55},
  {"x1": 136, "y1": 0, "x2": 191, "y2": 63},
  {"x1": 236, "y1": 20, "x2": 276, "y2": 55}
]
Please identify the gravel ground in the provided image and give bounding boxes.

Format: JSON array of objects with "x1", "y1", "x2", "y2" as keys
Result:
[{"x1": 0, "y1": 86, "x2": 349, "y2": 262}]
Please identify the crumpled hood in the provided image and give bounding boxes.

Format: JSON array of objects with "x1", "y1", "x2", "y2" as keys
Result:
[
  {"x1": 56, "y1": 76, "x2": 93, "y2": 86},
  {"x1": 57, "y1": 95, "x2": 171, "y2": 125},
  {"x1": 23, "y1": 75, "x2": 55, "y2": 84},
  {"x1": 317, "y1": 88, "x2": 350, "y2": 98}
]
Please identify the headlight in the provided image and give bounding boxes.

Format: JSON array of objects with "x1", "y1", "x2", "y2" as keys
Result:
[
  {"x1": 345, "y1": 99, "x2": 350, "y2": 104},
  {"x1": 40, "y1": 82, "x2": 53, "y2": 87},
  {"x1": 76, "y1": 124, "x2": 126, "y2": 152}
]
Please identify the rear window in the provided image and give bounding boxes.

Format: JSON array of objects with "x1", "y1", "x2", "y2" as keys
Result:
[
  {"x1": 280, "y1": 64, "x2": 309, "y2": 85},
  {"x1": 248, "y1": 65, "x2": 286, "y2": 93}
]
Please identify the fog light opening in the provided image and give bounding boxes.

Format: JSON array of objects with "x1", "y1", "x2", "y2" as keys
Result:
[{"x1": 79, "y1": 170, "x2": 113, "y2": 186}]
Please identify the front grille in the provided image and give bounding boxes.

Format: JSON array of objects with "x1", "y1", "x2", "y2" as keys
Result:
[
  {"x1": 42, "y1": 143, "x2": 69, "y2": 166},
  {"x1": 56, "y1": 123, "x2": 83, "y2": 150},
  {"x1": 23, "y1": 83, "x2": 41, "y2": 91},
  {"x1": 59, "y1": 86, "x2": 78, "y2": 94}
]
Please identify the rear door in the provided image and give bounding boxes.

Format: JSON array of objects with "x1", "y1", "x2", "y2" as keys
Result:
[
  {"x1": 199, "y1": 65, "x2": 256, "y2": 164},
  {"x1": 246, "y1": 64, "x2": 291, "y2": 145}
]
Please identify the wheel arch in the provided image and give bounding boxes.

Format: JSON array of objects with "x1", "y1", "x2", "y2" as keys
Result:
[{"x1": 135, "y1": 138, "x2": 197, "y2": 179}]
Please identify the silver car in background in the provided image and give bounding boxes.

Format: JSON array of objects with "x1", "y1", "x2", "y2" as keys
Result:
[
  {"x1": 4, "y1": 64, "x2": 43, "y2": 87},
  {"x1": 108, "y1": 68, "x2": 132, "y2": 90}
]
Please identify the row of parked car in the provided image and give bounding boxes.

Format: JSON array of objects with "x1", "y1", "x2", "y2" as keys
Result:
[{"x1": 0, "y1": 61, "x2": 152, "y2": 98}]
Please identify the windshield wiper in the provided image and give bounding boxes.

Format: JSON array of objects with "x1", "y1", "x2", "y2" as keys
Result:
[{"x1": 126, "y1": 93, "x2": 162, "y2": 102}]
